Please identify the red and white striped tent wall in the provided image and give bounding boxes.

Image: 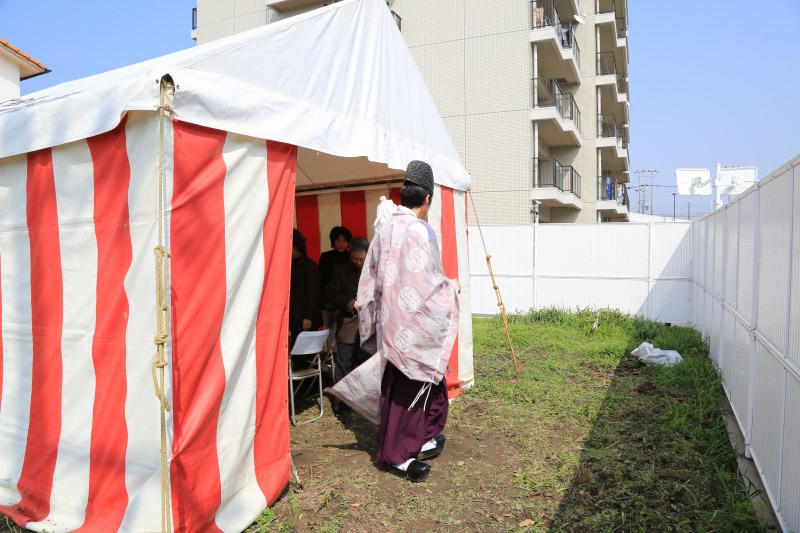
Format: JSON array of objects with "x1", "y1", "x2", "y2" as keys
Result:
[{"x1": 0, "y1": 0, "x2": 472, "y2": 531}]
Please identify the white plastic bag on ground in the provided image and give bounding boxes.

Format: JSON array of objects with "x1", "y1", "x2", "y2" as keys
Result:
[{"x1": 631, "y1": 342, "x2": 683, "y2": 366}]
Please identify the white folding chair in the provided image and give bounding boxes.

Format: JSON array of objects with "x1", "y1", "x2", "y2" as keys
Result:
[{"x1": 288, "y1": 329, "x2": 330, "y2": 426}]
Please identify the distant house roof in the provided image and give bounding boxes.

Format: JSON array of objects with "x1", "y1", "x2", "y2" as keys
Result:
[{"x1": 0, "y1": 39, "x2": 50, "y2": 80}]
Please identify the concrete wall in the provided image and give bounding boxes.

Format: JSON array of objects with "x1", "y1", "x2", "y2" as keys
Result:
[{"x1": 0, "y1": 57, "x2": 21, "y2": 101}]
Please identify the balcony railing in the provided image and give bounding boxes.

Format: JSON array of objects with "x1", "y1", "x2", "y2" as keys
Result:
[
  {"x1": 531, "y1": 0, "x2": 580, "y2": 68},
  {"x1": 531, "y1": 0, "x2": 561, "y2": 29},
  {"x1": 533, "y1": 157, "x2": 582, "y2": 198},
  {"x1": 616, "y1": 17, "x2": 627, "y2": 38},
  {"x1": 560, "y1": 24, "x2": 581, "y2": 69},
  {"x1": 192, "y1": 7, "x2": 197, "y2": 30},
  {"x1": 595, "y1": 0, "x2": 616, "y2": 15},
  {"x1": 598, "y1": 175, "x2": 627, "y2": 204},
  {"x1": 596, "y1": 51, "x2": 617, "y2": 76},
  {"x1": 597, "y1": 114, "x2": 628, "y2": 149},
  {"x1": 616, "y1": 74, "x2": 628, "y2": 95},
  {"x1": 533, "y1": 78, "x2": 582, "y2": 135}
]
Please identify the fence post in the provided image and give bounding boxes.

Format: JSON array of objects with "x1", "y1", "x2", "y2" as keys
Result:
[
  {"x1": 745, "y1": 181, "x2": 761, "y2": 459},
  {"x1": 646, "y1": 221, "x2": 653, "y2": 319},
  {"x1": 532, "y1": 220, "x2": 538, "y2": 311}
]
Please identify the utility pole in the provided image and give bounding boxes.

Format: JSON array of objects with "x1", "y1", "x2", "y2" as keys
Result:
[
  {"x1": 634, "y1": 169, "x2": 660, "y2": 216},
  {"x1": 672, "y1": 192, "x2": 676, "y2": 221}
]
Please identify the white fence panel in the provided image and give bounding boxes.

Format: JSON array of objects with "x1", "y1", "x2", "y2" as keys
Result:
[
  {"x1": 536, "y1": 278, "x2": 649, "y2": 315},
  {"x1": 714, "y1": 211, "x2": 725, "y2": 296},
  {"x1": 468, "y1": 225, "x2": 533, "y2": 277},
  {"x1": 724, "y1": 203, "x2": 739, "y2": 308},
  {"x1": 782, "y1": 373, "x2": 800, "y2": 530},
  {"x1": 470, "y1": 275, "x2": 534, "y2": 315},
  {"x1": 731, "y1": 319, "x2": 751, "y2": 434},
  {"x1": 536, "y1": 224, "x2": 649, "y2": 279},
  {"x1": 737, "y1": 193, "x2": 757, "y2": 325},
  {"x1": 792, "y1": 161, "x2": 800, "y2": 370},
  {"x1": 720, "y1": 307, "x2": 735, "y2": 395},
  {"x1": 751, "y1": 339, "x2": 785, "y2": 507},
  {"x1": 757, "y1": 172, "x2": 793, "y2": 356},
  {"x1": 644, "y1": 279, "x2": 691, "y2": 324}
]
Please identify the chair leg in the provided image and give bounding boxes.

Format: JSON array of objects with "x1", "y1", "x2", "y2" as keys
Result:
[
  {"x1": 291, "y1": 358, "x2": 325, "y2": 426},
  {"x1": 288, "y1": 374, "x2": 298, "y2": 426}
]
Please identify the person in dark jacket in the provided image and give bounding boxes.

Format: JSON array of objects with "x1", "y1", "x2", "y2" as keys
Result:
[
  {"x1": 327, "y1": 237, "x2": 371, "y2": 381},
  {"x1": 318, "y1": 226, "x2": 352, "y2": 309},
  {"x1": 290, "y1": 229, "x2": 322, "y2": 348}
]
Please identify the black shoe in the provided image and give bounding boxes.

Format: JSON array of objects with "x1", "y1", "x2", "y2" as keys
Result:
[
  {"x1": 390, "y1": 460, "x2": 431, "y2": 482},
  {"x1": 416, "y1": 434, "x2": 446, "y2": 461}
]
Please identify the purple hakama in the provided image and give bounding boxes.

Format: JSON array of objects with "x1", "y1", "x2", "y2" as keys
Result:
[{"x1": 376, "y1": 362, "x2": 448, "y2": 465}]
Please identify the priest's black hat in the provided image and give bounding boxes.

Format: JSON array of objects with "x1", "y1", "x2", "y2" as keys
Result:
[{"x1": 404, "y1": 160, "x2": 434, "y2": 193}]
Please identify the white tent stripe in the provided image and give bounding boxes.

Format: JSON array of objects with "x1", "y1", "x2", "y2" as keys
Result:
[
  {"x1": 0, "y1": 154, "x2": 32, "y2": 508},
  {"x1": 215, "y1": 132, "x2": 269, "y2": 531},
  {"x1": 119, "y1": 113, "x2": 171, "y2": 533}
]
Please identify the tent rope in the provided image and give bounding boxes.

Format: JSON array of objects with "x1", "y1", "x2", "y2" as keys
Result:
[
  {"x1": 467, "y1": 190, "x2": 524, "y2": 380},
  {"x1": 154, "y1": 76, "x2": 174, "y2": 533}
]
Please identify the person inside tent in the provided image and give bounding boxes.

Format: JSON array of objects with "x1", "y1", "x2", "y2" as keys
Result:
[
  {"x1": 326, "y1": 236, "x2": 371, "y2": 412},
  {"x1": 318, "y1": 225, "x2": 352, "y2": 309},
  {"x1": 357, "y1": 160, "x2": 460, "y2": 483},
  {"x1": 290, "y1": 228, "x2": 323, "y2": 349}
]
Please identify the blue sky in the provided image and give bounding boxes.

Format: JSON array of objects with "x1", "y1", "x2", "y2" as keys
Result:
[{"x1": 2, "y1": 0, "x2": 798, "y2": 220}]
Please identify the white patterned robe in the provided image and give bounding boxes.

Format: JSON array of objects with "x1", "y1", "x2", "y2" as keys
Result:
[{"x1": 326, "y1": 204, "x2": 459, "y2": 423}]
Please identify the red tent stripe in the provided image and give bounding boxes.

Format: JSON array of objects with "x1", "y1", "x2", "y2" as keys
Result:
[
  {"x1": 295, "y1": 195, "x2": 321, "y2": 261},
  {"x1": 439, "y1": 186, "x2": 461, "y2": 396},
  {"x1": 169, "y1": 122, "x2": 226, "y2": 533},
  {"x1": 389, "y1": 187, "x2": 402, "y2": 206},
  {"x1": 76, "y1": 123, "x2": 132, "y2": 532},
  {"x1": 254, "y1": 140, "x2": 295, "y2": 504},
  {"x1": 0, "y1": 149, "x2": 64, "y2": 526},
  {"x1": 340, "y1": 190, "x2": 367, "y2": 239}
]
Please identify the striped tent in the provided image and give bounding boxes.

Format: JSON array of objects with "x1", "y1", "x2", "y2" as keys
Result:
[{"x1": 0, "y1": 0, "x2": 472, "y2": 531}]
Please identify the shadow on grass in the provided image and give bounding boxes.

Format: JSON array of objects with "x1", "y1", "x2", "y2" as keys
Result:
[{"x1": 548, "y1": 343, "x2": 770, "y2": 531}]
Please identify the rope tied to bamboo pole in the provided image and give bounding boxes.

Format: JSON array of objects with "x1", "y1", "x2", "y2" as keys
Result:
[
  {"x1": 468, "y1": 190, "x2": 524, "y2": 381},
  {"x1": 153, "y1": 76, "x2": 174, "y2": 533}
]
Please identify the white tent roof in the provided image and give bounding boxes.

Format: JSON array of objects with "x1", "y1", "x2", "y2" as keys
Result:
[{"x1": 0, "y1": 0, "x2": 469, "y2": 191}]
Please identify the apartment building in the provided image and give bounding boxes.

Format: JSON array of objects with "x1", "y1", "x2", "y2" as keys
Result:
[{"x1": 192, "y1": 0, "x2": 630, "y2": 224}]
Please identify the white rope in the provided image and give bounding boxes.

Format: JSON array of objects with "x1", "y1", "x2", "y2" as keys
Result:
[{"x1": 408, "y1": 381, "x2": 432, "y2": 411}]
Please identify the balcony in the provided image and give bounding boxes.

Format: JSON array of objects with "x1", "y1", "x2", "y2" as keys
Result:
[
  {"x1": 595, "y1": 0, "x2": 616, "y2": 16},
  {"x1": 530, "y1": 0, "x2": 581, "y2": 84},
  {"x1": 532, "y1": 157, "x2": 583, "y2": 209},
  {"x1": 616, "y1": 17, "x2": 627, "y2": 46},
  {"x1": 596, "y1": 50, "x2": 617, "y2": 77},
  {"x1": 597, "y1": 114, "x2": 629, "y2": 172},
  {"x1": 616, "y1": 74, "x2": 629, "y2": 102},
  {"x1": 597, "y1": 175, "x2": 629, "y2": 219},
  {"x1": 265, "y1": 0, "x2": 327, "y2": 12},
  {"x1": 532, "y1": 77, "x2": 582, "y2": 146}
]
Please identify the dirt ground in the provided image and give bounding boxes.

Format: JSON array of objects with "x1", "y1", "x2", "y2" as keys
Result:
[{"x1": 259, "y1": 393, "x2": 566, "y2": 532}]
